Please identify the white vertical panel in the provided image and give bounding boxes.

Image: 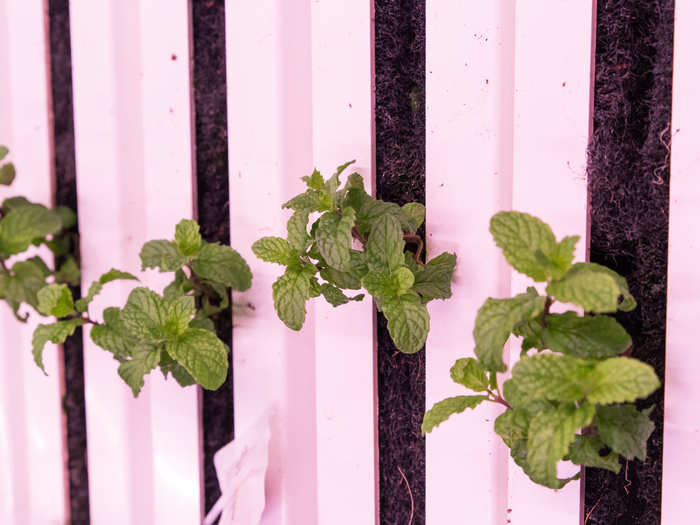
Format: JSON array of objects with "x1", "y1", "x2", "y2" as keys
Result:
[
  {"x1": 227, "y1": 1, "x2": 318, "y2": 524},
  {"x1": 139, "y1": 1, "x2": 201, "y2": 523},
  {"x1": 425, "y1": 2, "x2": 515, "y2": 524},
  {"x1": 71, "y1": 1, "x2": 200, "y2": 523},
  {"x1": 508, "y1": 2, "x2": 594, "y2": 523},
  {"x1": 310, "y1": 1, "x2": 377, "y2": 524},
  {"x1": 662, "y1": 1, "x2": 700, "y2": 523},
  {"x1": 0, "y1": 1, "x2": 67, "y2": 523}
]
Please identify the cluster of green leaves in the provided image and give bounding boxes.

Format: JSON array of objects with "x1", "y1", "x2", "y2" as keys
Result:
[
  {"x1": 422, "y1": 211, "x2": 660, "y2": 489},
  {"x1": 0, "y1": 146, "x2": 80, "y2": 321},
  {"x1": 32, "y1": 219, "x2": 252, "y2": 396},
  {"x1": 252, "y1": 161, "x2": 456, "y2": 353}
]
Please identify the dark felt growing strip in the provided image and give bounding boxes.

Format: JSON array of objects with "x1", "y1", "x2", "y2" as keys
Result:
[
  {"x1": 47, "y1": 2, "x2": 91, "y2": 523},
  {"x1": 583, "y1": 1, "x2": 674, "y2": 523},
  {"x1": 190, "y1": 0, "x2": 234, "y2": 516},
  {"x1": 374, "y1": 0, "x2": 427, "y2": 523}
]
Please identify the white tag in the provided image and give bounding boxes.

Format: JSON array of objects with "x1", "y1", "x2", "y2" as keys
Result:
[{"x1": 202, "y1": 412, "x2": 271, "y2": 525}]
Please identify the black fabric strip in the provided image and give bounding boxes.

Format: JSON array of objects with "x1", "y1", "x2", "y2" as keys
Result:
[
  {"x1": 374, "y1": 1, "x2": 427, "y2": 523},
  {"x1": 584, "y1": 1, "x2": 674, "y2": 523},
  {"x1": 47, "y1": 2, "x2": 90, "y2": 523},
  {"x1": 190, "y1": 0, "x2": 233, "y2": 516}
]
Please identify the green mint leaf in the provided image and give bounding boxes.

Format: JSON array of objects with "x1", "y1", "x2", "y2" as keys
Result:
[
  {"x1": 118, "y1": 346, "x2": 161, "y2": 397},
  {"x1": 0, "y1": 163, "x2": 16, "y2": 185},
  {"x1": 90, "y1": 307, "x2": 141, "y2": 359},
  {"x1": 343, "y1": 188, "x2": 401, "y2": 238},
  {"x1": 163, "y1": 295, "x2": 196, "y2": 338},
  {"x1": 568, "y1": 435, "x2": 621, "y2": 473},
  {"x1": 526, "y1": 403, "x2": 594, "y2": 488},
  {"x1": 0, "y1": 145, "x2": 8, "y2": 161},
  {"x1": 546, "y1": 263, "x2": 636, "y2": 313},
  {"x1": 450, "y1": 357, "x2": 489, "y2": 392},
  {"x1": 587, "y1": 357, "x2": 660, "y2": 404},
  {"x1": 511, "y1": 353, "x2": 593, "y2": 402},
  {"x1": 513, "y1": 318, "x2": 546, "y2": 352},
  {"x1": 282, "y1": 189, "x2": 323, "y2": 212},
  {"x1": 315, "y1": 208, "x2": 356, "y2": 271},
  {"x1": 75, "y1": 268, "x2": 138, "y2": 313},
  {"x1": 252, "y1": 236, "x2": 293, "y2": 265},
  {"x1": 174, "y1": 219, "x2": 202, "y2": 257},
  {"x1": 301, "y1": 169, "x2": 324, "y2": 190},
  {"x1": 546, "y1": 235, "x2": 579, "y2": 280},
  {"x1": 366, "y1": 213, "x2": 405, "y2": 271},
  {"x1": 0, "y1": 259, "x2": 51, "y2": 316},
  {"x1": 165, "y1": 328, "x2": 228, "y2": 390},
  {"x1": 361, "y1": 267, "x2": 414, "y2": 300},
  {"x1": 383, "y1": 292, "x2": 430, "y2": 354},
  {"x1": 272, "y1": 265, "x2": 314, "y2": 330},
  {"x1": 54, "y1": 206, "x2": 77, "y2": 229},
  {"x1": 121, "y1": 287, "x2": 168, "y2": 342},
  {"x1": 140, "y1": 239, "x2": 189, "y2": 272},
  {"x1": 412, "y1": 252, "x2": 457, "y2": 302},
  {"x1": 502, "y1": 379, "x2": 557, "y2": 414},
  {"x1": 494, "y1": 408, "x2": 531, "y2": 448},
  {"x1": 474, "y1": 288, "x2": 546, "y2": 372},
  {"x1": 0, "y1": 204, "x2": 63, "y2": 257},
  {"x1": 489, "y1": 211, "x2": 556, "y2": 281},
  {"x1": 1, "y1": 196, "x2": 31, "y2": 211},
  {"x1": 286, "y1": 210, "x2": 310, "y2": 253},
  {"x1": 319, "y1": 283, "x2": 363, "y2": 307},
  {"x1": 166, "y1": 362, "x2": 197, "y2": 387},
  {"x1": 191, "y1": 242, "x2": 252, "y2": 291},
  {"x1": 188, "y1": 314, "x2": 216, "y2": 333},
  {"x1": 37, "y1": 284, "x2": 75, "y2": 317},
  {"x1": 163, "y1": 269, "x2": 192, "y2": 299},
  {"x1": 596, "y1": 404, "x2": 655, "y2": 460},
  {"x1": 400, "y1": 203, "x2": 425, "y2": 234},
  {"x1": 319, "y1": 250, "x2": 367, "y2": 290},
  {"x1": 32, "y1": 318, "x2": 85, "y2": 372},
  {"x1": 542, "y1": 312, "x2": 632, "y2": 358},
  {"x1": 55, "y1": 257, "x2": 81, "y2": 286},
  {"x1": 421, "y1": 395, "x2": 488, "y2": 434}
]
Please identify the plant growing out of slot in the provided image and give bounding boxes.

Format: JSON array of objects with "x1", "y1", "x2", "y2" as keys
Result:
[
  {"x1": 252, "y1": 161, "x2": 456, "y2": 353},
  {"x1": 32, "y1": 219, "x2": 252, "y2": 396},
  {"x1": 422, "y1": 211, "x2": 660, "y2": 489},
  {"x1": 0, "y1": 145, "x2": 80, "y2": 321}
]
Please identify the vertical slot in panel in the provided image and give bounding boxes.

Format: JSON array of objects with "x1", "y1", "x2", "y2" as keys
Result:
[
  {"x1": 310, "y1": 1, "x2": 377, "y2": 523},
  {"x1": 139, "y1": 1, "x2": 201, "y2": 523},
  {"x1": 226, "y1": 2, "x2": 317, "y2": 523},
  {"x1": 507, "y1": 1, "x2": 594, "y2": 523},
  {"x1": 662, "y1": 1, "x2": 699, "y2": 522},
  {"x1": 0, "y1": 1, "x2": 67, "y2": 523},
  {"x1": 425, "y1": 2, "x2": 515, "y2": 523}
]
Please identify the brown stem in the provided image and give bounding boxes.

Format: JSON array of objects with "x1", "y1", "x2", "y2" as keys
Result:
[
  {"x1": 490, "y1": 393, "x2": 511, "y2": 409},
  {"x1": 403, "y1": 234, "x2": 423, "y2": 262},
  {"x1": 0, "y1": 258, "x2": 7, "y2": 273},
  {"x1": 351, "y1": 226, "x2": 366, "y2": 245},
  {"x1": 541, "y1": 296, "x2": 553, "y2": 327}
]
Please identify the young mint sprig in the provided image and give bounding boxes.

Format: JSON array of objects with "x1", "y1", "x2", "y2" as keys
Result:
[
  {"x1": 423, "y1": 211, "x2": 660, "y2": 490},
  {"x1": 32, "y1": 219, "x2": 252, "y2": 397},
  {"x1": 252, "y1": 161, "x2": 457, "y2": 353},
  {"x1": 0, "y1": 146, "x2": 79, "y2": 321}
]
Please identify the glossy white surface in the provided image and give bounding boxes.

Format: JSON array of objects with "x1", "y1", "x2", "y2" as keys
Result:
[
  {"x1": 662, "y1": 1, "x2": 700, "y2": 523},
  {"x1": 426, "y1": 1, "x2": 594, "y2": 523},
  {"x1": 0, "y1": 1, "x2": 67, "y2": 523},
  {"x1": 70, "y1": 1, "x2": 200, "y2": 523}
]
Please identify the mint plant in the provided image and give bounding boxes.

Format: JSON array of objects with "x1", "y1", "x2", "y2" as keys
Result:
[
  {"x1": 32, "y1": 219, "x2": 252, "y2": 396},
  {"x1": 0, "y1": 146, "x2": 80, "y2": 321},
  {"x1": 252, "y1": 161, "x2": 456, "y2": 353},
  {"x1": 422, "y1": 211, "x2": 660, "y2": 489}
]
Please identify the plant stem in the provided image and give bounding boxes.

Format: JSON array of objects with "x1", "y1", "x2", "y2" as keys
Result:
[
  {"x1": 541, "y1": 296, "x2": 553, "y2": 327},
  {"x1": 0, "y1": 258, "x2": 7, "y2": 273},
  {"x1": 488, "y1": 390, "x2": 511, "y2": 409},
  {"x1": 403, "y1": 234, "x2": 423, "y2": 262}
]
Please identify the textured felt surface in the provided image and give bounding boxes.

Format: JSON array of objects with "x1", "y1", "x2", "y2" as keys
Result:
[
  {"x1": 583, "y1": 1, "x2": 673, "y2": 523},
  {"x1": 191, "y1": 0, "x2": 233, "y2": 517},
  {"x1": 48, "y1": 2, "x2": 91, "y2": 523},
  {"x1": 375, "y1": 1, "x2": 427, "y2": 523}
]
